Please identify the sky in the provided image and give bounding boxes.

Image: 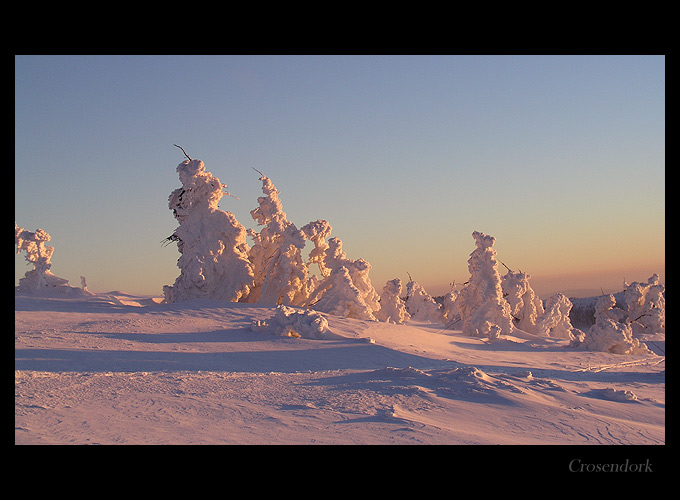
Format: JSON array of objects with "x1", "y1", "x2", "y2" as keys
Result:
[{"x1": 15, "y1": 55, "x2": 665, "y2": 298}]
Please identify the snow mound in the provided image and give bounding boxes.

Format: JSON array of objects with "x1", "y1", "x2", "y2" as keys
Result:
[
  {"x1": 252, "y1": 304, "x2": 331, "y2": 339},
  {"x1": 587, "y1": 388, "x2": 639, "y2": 402}
]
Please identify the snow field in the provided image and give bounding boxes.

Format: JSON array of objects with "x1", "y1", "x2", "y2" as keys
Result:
[{"x1": 15, "y1": 294, "x2": 664, "y2": 445}]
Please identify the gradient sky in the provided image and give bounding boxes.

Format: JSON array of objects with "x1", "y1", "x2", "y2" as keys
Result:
[{"x1": 15, "y1": 55, "x2": 665, "y2": 298}]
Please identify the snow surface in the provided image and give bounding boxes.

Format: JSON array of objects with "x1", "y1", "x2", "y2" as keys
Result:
[{"x1": 15, "y1": 291, "x2": 664, "y2": 445}]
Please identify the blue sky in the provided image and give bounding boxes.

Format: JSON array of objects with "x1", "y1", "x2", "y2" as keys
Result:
[{"x1": 15, "y1": 55, "x2": 665, "y2": 297}]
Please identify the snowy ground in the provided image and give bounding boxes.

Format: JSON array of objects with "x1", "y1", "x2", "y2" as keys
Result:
[{"x1": 15, "y1": 292, "x2": 664, "y2": 445}]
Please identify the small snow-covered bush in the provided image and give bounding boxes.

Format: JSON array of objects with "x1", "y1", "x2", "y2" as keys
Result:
[
  {"x1": 252, "y1": 305, "x2": 330, "y2": 339},
  {"x1": 580, "y1": 318, "x2": 651, "y2": 355}
]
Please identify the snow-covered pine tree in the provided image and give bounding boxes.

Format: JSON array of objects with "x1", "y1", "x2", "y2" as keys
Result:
[
  {"x1": 162, "y1": 157, "x2": 254, "y2": 303},
  {"x1": 246, "y1": 171, "x2": 309, "y2": 306},
  {"x1": 456, "y1": 231, "x2": 514, "y2": 338}
]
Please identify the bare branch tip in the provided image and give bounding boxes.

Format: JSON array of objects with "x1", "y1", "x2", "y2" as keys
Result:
[{"x1": 174, "y1": 144, "x2": 192, "y2": 161}]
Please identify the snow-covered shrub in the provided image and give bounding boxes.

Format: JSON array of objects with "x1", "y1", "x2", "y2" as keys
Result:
[
  {"x1": 162, "y1": 159, "x2": 254, "y2": 303},
  {"x1": 246, "y1": 173, "x2": 310, "y2": 306},
  {"x1": 535, "y1": 293, "x2": 582, "y2": 340},
  {"x1": 456, "y1": 231, "x2": 514, "y2": 338},
  {"x1": 405, "y1": 280, "x2": 444, "y2": 324},
  {"x1": 624, "y1": 274, "x2": 665, "y2": 334},
  {"x1": 252, "y1": 304, "x2": 330, "y2": 339},
  {"x1": 501, "y1": 270, "x2": 544, "y2": 334},
  {"x1": 375, "y1": 278, "x2": 411, "y2": 324},
  {"x1": 15, "y1": 222, "x2": 90, "y2": 296},
  {"x1": 580, "y1": 318, "x2": 651, "y2": 355}
]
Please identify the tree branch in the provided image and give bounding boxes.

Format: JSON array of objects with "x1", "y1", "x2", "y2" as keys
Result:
[{"x1": 174, "y1": 144, "x2": 192, "y2": 161}]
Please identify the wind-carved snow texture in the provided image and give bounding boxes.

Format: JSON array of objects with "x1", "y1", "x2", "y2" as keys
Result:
[
  {"x1": 405, "y1": 280, "x2": 444, "y2": 324},
  {"x1": 246, "y1": 172, "x2": 309, "y2": 306},
  {"x1": 375, "y1": 278, "x2": 410, "y2": 324},
  {"x1": 162, "y1": 159, "x2": 254, "y2": 303},
  {"x1": 456, "y1": 231, "x2": 514, "y2": 339},
  {"x1": 15, "y1": 222, "x2": 92, "y2": 297}
]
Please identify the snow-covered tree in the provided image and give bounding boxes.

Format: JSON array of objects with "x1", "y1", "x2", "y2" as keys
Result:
[
  {"x1": 307, "y1": 236, "x2": 381, "y2": 320},
  {"x1": 501, "y1": 270, "x2": 544, "y2": 333},
  {"x1": 246, "y1": 172, "x2": 309, "y2": 306},
  {"x1": 162, "y1": 158, "x2": 254, "y2": 303},
  {"x1": 310, "y1": 266, "x2": 378, "y2": 321},
  {"x1": 456, "y1": 231, "x2": 514, "y2": 338},
  {"x1": 405, "y1": 280, "x2": 444, "y2": 323},
  {"x1": 594, "y1": 294, "x2": 626, "y2": 323},
  {"x1": 15, "y1": 222, "x2": 89, "y2": 296},
  {"x1": 301, "y1": 219, "x2": 333, "y2": 279},
  {"x1": 624, "y1": 274, "x2": 665, "y2": 334},
  {"x1": 441, "y1": 287, "x2": 460, "y2": 325},
  {"x1": 535, "y1": 293, "x2": 581, "y2": 340},
  {"x1": 375, "y1": 278, "x2": 411, "y2": 324},
  {"x1": 577, "y1": 295, "x2": 651, "y2": 355}
]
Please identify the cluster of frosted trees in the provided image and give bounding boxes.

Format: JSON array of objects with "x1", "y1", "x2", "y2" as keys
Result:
[
  {"x1": 578, "y1": 275, "x2": 664, "y2": 354},
  {"x1": 162, "y1": 158, "x2": 382, "y2": 321},
  {"x1": 160, "y1": 157, "x2": 664, "y2": 352}
]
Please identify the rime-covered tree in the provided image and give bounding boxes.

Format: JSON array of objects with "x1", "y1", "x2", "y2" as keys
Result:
[
  {"x1": 311, "y1": 266, "x2": 378, "y2": 321},
  {"x1": 456, "y1": 231, "x2": 513, "y2": 338},
  {"x1": 624, "y1": 274, "x2": 665, "y2": 334},
  {"x1": 501, "y1": 270, "x2": 544, "y2": 333},
  {"x1": 375, "y1": 278, "x2": 411, "y2": 324},
  {"x1": 535, "y1": 293, "x2": 580, "y2": 340},
  {"x1": 306, "y1": 236, "x2": 381, "y2": 320},
  {"x1": 162, "y1": 157, "x2": 254, "y2": 303},
  {"x1": 301, "y1": 219, "x2": 333, "y2": 279},
  {"x1": 246, "y1": 171, "x2": 309, "y2": 306},
  {"x1": 577, "y1": 294, "x2": 651, "y2": 354},
  {"x1": 15, "y1": 222, "x2": 89, "y2": 296},
  {"x1": 405, "y1": 280, "x2": 444, "y2": 323}
]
